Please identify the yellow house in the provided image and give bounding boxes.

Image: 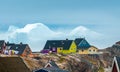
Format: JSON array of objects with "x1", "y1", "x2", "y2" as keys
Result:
[
  {"x1": 88, "y1": 46, "x2": 98, "y2": 54},
  {"x1": 75, "y1": 38, "x2": 98, "y2": 54},
  {"x1": 42, "y1": 39, "x2": 77, "y2": 54},
  {"x1": 57, "y1": 40, "x2": 76, "y2": 54}
]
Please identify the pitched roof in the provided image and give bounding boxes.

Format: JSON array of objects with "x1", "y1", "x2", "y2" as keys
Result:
[
  {"x1": 45, "y1": 60, "x2": 59, "y2": 68},
  {"x1": 116, "y1": 56, "x2": 120, "y2": 70},
  {"x1": 6, "y1": 43, "x2": 15, "y2": 46},
  {"x1": 44, "y1": 40, "x2": 73, "y2": 50},
  {"x1": 35, "y1": 68, "x2": 68, "y2": 72},
  {"x1": 0, "y1": 40, "x2": 5, "y2": 47},
  {"x1": 10, "y1": 44, "x2": 28, "y2": 55},
  {"x1": 0, "y1": 57, "x2": 31, "y2": 72},
  {"x1": 35, "y1": 60, "x2": 68, "y2": 72},
  {"x1": 75, "y1": 38, "x2": 91, "y2": 50},
  {"x1": 74, "y1": 38, "x2": 84, "y2": 46}
]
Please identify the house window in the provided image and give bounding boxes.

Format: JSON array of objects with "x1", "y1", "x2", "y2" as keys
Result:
[
  {"x1": 93, "y1": 50, "x2": 95, "y2": 52},
  {"x1": 16, "y1": 47, "x2": 18, "y2": 49},
  {"x1": 60, "y1": 48, "x2": 62, "y2": 50},
  {"x1": 0, "y1": 47, "x2": 1, "y2": 49},
  {"x1": 52, "y1": 48, "x2": 56, "y2": 51},
  {"x1": 89, "y1": 50, "x2": 91, "y2": 52},
  {"x1": 8, "y1": 46, "x2": 11, "y2": 49},
  {"x1": 53, "y1": 43, "x2": 55, "y2": 45},
  {"x1": 82, "y1": 50, "x2": 84, "y2": 52},
  {"x1": 49, "y1": 45, "x2": 51, "y2": 48}
]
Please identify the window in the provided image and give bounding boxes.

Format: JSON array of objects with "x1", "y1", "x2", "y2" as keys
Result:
[
  {"x1": 82, "y1": 50, "x2": 84, "y2": 52},
  {"x1": 53, "y1": 43, "x2": 55, "y2": 45},
  {"x1": 8, "y1": 46, "x2": 11, "y2": 49},
  {"x1": 52, "y1": 48, "x2": 56, "y2": 51},
  {"x1": 60, "y1": 48, "x2": 62, "y2": 50},
  {"x1": 93, "y1": 49, "x2": 95, "y2": 52},
  {"x1": 89, "y1": 50, "x2": 91, "y2": 52},
  {"x1": 49, "y1": 45, "x2": 51, "y2": 48},
  {"x1": 16, "y1": 47, "x2": 18, "y2": 49}
]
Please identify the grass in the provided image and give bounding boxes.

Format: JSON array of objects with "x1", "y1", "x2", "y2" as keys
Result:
[{"x1": 98, "y1": 66, "x2": 104, "y2": 72}]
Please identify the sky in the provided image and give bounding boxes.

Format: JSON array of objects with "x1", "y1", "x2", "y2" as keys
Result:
[{"x1": 0, "y1": 0, "x2": 120, "y2": 51}]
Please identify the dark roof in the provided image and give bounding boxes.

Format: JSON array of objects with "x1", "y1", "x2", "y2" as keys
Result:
[
  {"x1": 35, "y1": 60, "x2": 69, "y2": 72},
  {"x1": 47, "y1": 60, "x2": 59, "y2": 68},
  {"x1": 74, "y1": 38, "x2": 84, "y2": 46},
  {"x1": 6, "y1": 43, "x2": 15, "y2": 46},
  {"x1": 116, "y1": 56, "x2": 120, "y2": 69},
  {"x1": 44, "y1": 40, "x2": 73, "y2": 50},
  {"x1": 75, "y1": 38, "x2": 91, "y2": 50},
  {"x1": 35, "y1": 68, "x2": 68, "y2": 72},
  {"x1": 10, "y1": 44, "x2": 28, "y2": 55},
  {"x1": 0, "y1": 57, "x2": 31, "y2": 72},
  {"x1": 0, "y1": 40, "x2": 5, "y2": 47}
]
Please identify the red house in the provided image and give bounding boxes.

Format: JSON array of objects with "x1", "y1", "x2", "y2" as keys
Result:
[{"x1": 111, "y1": 56, "x2": 120, "y2": 72}]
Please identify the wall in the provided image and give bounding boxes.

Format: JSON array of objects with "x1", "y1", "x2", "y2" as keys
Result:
[
  {"x1": 57, "y1": 41, "x2": 77, "y2": 54},
  {"x1": 78, "y1": 49, "x2": 88, "y2": 54},
  {"x1": 69, "y1": 41, "x2": 77, "y2": 53},
  {"x1": 88, "y1": 46, "x2": 98, "y2": 54}
]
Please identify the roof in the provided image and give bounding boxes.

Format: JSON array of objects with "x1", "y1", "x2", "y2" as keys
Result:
[
  {"x1": 44, "y1": 40, "x2": 73, "y2": 50},
  {"x1": 35, "y1": 68, "x2": 68, "y2": 72},
  {"x1": 35, "y1": 60, "x2": 69, "y2": 72},
  {"x1": 0, "y1": 40, "x2": 5, "y2": 47},
  {"x1": 89, "y1": 46, "x2": 98, "y2": 49},
  {"x1": 74, "y1": 38, "x2": 84, "y2": 46},
  {"x1": 116, "y1": 56, "x2": 120, "y2": 70},
  {"x1": 10, "y1": 44, "x2": 29, "y2": 55},
  {"x1": 75, "y1": 38, "x2": 91, "y2": 50},
  {"x1": 6, "y1": 43, "x2": 15, "y2": 46},
  {"x1": 45, "y1": 60, "x2": 59, "y2": 68},
  {"x1": 0, "y1": 57, "x2": 31, "y2": 72}
]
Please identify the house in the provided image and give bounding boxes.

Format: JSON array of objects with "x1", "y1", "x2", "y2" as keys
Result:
[
  {"x1": 0, "y1": 40, "x2": 6, "y2": 54},
  {"x1": 4, "y1": 42, "x2": 15, "y2": 55},
  {"x1": 9, "y1": 43, "x2": 32, "y2": 57},
  {"x1": 44, "y1": 60, "x2": 59, "y2": 68},
  {"x1": 74, "y1": 38, "x2": 98, "y2": 54},
  {"x1": 111, "y1": 56, "x2": 120, "y2": 72},
  {"x1": 88, "y1": 46, "x2": 98, "y2": 54},
  {"x1": 0, "y1": 57, "x2": 31, "y2": 72},
  {"x1": 41, "y1": 39, "x2": 76, "y2": 54},
  {"x1": 34, "y1": 60, "x2": 69, "y2": 72}
]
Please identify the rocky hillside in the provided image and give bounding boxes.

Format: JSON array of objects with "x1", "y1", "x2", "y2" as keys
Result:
[
  {"x1": 106, "y1": 41, "x2": 120, "y2": 56},
  {"x1": 0, "y1": 53, "x2": 112, "y2": 72},
  {"x1": 26, "y1": 41, "x2": 120, "y2": 72},
  {"x1": 23, "y1": 53, "x2": 107, "y2": 72}
]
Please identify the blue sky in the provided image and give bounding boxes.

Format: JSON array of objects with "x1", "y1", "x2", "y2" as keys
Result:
[{"x1": 0, "y1": 0, "x2": 120, "y2": 51}]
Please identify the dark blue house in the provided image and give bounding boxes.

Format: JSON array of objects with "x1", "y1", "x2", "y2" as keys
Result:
[{"x1": 75, "y1": 38, "x2": 91, "y2": 54}]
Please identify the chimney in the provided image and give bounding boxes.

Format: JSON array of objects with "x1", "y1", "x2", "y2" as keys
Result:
[
  {"x1": 66, "y1": 38, "x2": 68, "y2": 40},
  {"x1": 7, "y1": 41, "x2": 9, "y2": 44},
  {"x1": 20, "y1": 42, "x2": 22, "y2": 45}
]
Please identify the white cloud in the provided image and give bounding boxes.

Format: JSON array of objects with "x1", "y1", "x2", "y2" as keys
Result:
[
  {"x1": 0, "y1": 23, "x2": 103, "y2": 51},
  {"x1": 69, "y1": 26, "x2": 102, "y2": 39}
]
